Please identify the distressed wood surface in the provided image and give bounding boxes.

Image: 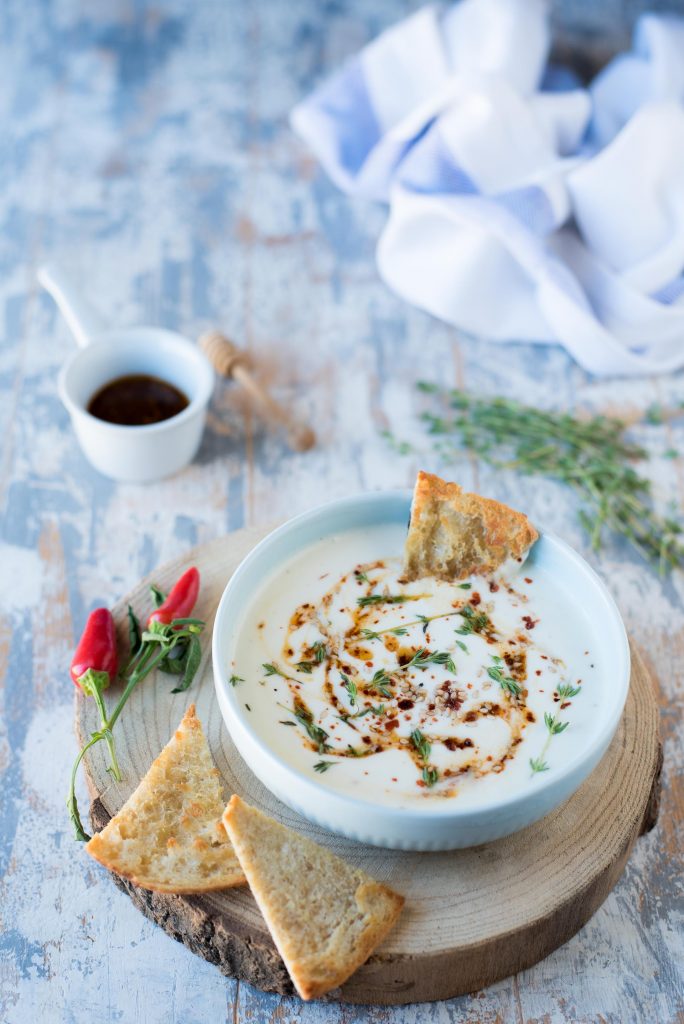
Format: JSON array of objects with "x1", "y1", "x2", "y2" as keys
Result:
[
  {"x1": 0, "y1": 1, "x2": 683, "y2": 1022},
  {"x1": 77, "y1": 537, "x2": 662, "y2": 1004}
]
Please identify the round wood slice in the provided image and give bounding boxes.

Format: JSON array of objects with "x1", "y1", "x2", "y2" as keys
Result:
[{"x1": 77, "y1": 527, "x2": 662, "y2": 1005}]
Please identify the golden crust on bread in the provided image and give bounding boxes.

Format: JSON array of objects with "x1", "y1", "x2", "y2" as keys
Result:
[
  {"x1": 222, "y1": 795, "x2": 404, "y2": 1000},
  {"x1": 403, "y1": 471, "x2": 538, "y2": 581},
  {"x1": 85, "y1": 705, "x2": 245, "y2": 893}
]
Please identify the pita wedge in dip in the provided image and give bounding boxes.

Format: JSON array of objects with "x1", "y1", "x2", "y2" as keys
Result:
[{"x1": 403, "y1": 470, "x2": 538, "y2": 582}]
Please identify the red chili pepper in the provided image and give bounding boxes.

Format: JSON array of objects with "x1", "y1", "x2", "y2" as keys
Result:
[
  {"x1": 70, "y1": 608, "x2": 118, "y2": 694},
  {"x1": 147, "y1": 567, "x2": 200, "y2": 627}
]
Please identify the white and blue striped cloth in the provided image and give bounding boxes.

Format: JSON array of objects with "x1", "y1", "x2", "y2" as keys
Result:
[{"x1": 291, "y1": 0, "x2": 684, "y2": 376}]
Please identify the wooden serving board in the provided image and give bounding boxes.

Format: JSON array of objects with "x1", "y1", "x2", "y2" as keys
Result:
[{"x1": 77, "y1": 527, "x2": 662, "y2": 1006}]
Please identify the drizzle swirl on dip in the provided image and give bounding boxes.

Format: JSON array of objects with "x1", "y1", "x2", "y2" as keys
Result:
[{"x1": 229, "y1": 524, "x2": 598, "y2": 807}]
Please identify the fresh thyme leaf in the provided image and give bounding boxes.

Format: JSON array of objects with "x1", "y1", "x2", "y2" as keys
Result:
[
  {"x1": 293, "y1": 702, "x2": 330, "y2": 753},
  {"x1": 380, "y1": 428, "x2": 413, "y2": 455},
  {"x1": 457, "y1": 582, "x2": 472, "y2": 590},
  {"x1": 455, "y1": 640, "x2": 468, "y2": 653},
  {"x1": 295, "y1": 660, "x2": 314, "y2": 674},
  {"x1": 556, "y1": 682, "x2": 582, "y2": 699},
  {"x1": 487, "y1": 663, "x2": 521, "y2": 696},
  {"x1": 390, "y1": 626, "x2": 408, "y2": 636},
  {"x1": 530, "y1": 756, "x2": 550, "y2": 773},
  {"x1": 341, "y1": 672, "x2": 357, "y2": 706},
  {"x1": 346, "y1": 745, "x2": 364, "y2": 757},
  {"x1": 278, "y1": 720, "x2": 297, "y2": 726},
  {"x1": 410, "y1": 728, "x2": 431, "y2": 762},
  {"x1": 459, "y1": 604, "x2": 491, "y2": 634},
  {"x1": 313, "y1": 760, "x2": 335, "y2": 773},
  {"x1": 417, "y1": 614, "x2": 430, "y2": 634},
  {"x1": 369, "y1": 669, "x2": 393, "y2": 698},
  {"x1": 357, "y1": 593, "x2": 410, "y2": 608},
  {"x1": 229, "y1": 673, "x2": 244, "y2": 687},
  {"x1": 262, "y1": 662, "x2": 282, "y2": 677},
  {"x1": 312, "y1": 641, "x2": 327, "y2": 663},
  {"x1": 354, "y1": 570, "x2": 370, "y2": 583},
  {"x1": 407, "y1": 649, "x2": 456, "y2": 673},
  {"x1": 544, "y1": 712, "x2": 569, "y2": 735},
  {"x1": 422, "y1": 765, "x2": 439, "y2": 787}
]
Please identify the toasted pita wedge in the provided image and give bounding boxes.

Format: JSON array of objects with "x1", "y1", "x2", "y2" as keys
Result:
[
  {"x1": 86, "y1": 705, "x2": 245, "y2": 893},
  {"x1": 403, "y1": 470, "x2": 538, "y2": 581},
  {"x1": 222, "y1": 795, "x2": 404, "y2": 1000}
]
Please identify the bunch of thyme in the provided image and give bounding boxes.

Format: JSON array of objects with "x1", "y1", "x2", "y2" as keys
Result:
[{"x1": 394, "y1": 383, "x2": 684, "y2": 573}]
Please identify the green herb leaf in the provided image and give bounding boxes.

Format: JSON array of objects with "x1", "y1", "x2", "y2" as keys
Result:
[
  {"x1": 293, "y1": 702, "x2": 329, "y2": 753},
  {"x1": 341, "y1": 672, "x2": 357, "y2": 706},
  {"x1": 262, "y1": 662, "x2": 282, "y2": 677},
  {"x1": 150, "y1": 584, "x2": 166, "y2": 609},
  {"x1": 530, "y1": 756, "x2": 550, "y2": 774},
  {"x1": 544, "y1": 712, "x2": 569, "y2": 735},
  {"x1": 313, "y1": 760, "x2": 335, "y2": 773},
  {"x1": 357, "y1": 593, "x2": 410, "y2": 608},
  {"x1": 410, "y1": 728, "x2": 432, "y2": 762},
  {"x1": 556, "y1": 682, "x2": 582, "y2": 699},
  {"x1": 127, "y1": 605, "x2": 142, "y2": 658},
  {"x1": 171, "y1": 634, "x2": 202, "y2": 693},
  {"x1": 422, "y1": 765, "x2": 439, "y2": 787},
  {"x1": 312, "y1": 641, "x2": 327, "y2": 663},
  {"x1": 229, "y1": 674, "x2": 244, "y2": 687}
]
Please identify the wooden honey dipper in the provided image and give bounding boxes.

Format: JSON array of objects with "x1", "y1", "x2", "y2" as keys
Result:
[{"x1": 200, "y1": 330, "x2": 316, "y2": 452}]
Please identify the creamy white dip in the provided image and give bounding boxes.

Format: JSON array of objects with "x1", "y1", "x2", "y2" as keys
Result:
[{"x1": 228, "y1": 523, "x2": 602, "y2": 809}]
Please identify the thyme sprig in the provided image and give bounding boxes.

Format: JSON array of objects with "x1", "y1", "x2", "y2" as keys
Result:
[
  {"x1": 405, "y1": 383, "x2": 684, "y2": 573},
  {"x1": 487, "y1": 655, "x2": 521, "y2": 697},
  {"x1": 357, "y1": 593, "x2": 411, "y2": 608},
  {"x1": 529, "y1": 685, "x2": 577, "y2": 774},
  {"x1": 456, "y1": 604, "x2": 492, "y2": 636},
  {"x1": 410, "y1": 728, "x2": 439, "y2": 787},
  {"x1": 359, "y1": 609, "x2": 463, "y2": 641},
  {"x1": 406, "y1": 648, "x2": 457, "y2": 673}
]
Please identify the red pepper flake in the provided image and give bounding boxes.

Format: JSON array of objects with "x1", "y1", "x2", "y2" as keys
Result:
[
  {"x1": 522, "y1": 616, "x2": 538, "y2": 630},
  {"x1": 391, "y1": 777, "x2": 398, "y2": 782},
  {"x1": 384, "y1": 718, "x2": 400, "y2": 731},
  {"x1": 470, "y1": 592, "x2": 481, "y2": 606},
  {"x1": 398, "y1": 698, "x2": 414, "y2": 710},
  {"x1": 535, "y1": 669, "x2": 542, "y2": 676},
  {"x1": 489, "y1": 581, "x2": 500, "y2": 593},
  {"x1": 524, "y1": 577, "x2": 533, "y2": 584}
]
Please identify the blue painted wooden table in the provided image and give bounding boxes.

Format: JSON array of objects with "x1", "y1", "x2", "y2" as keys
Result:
[{"x1": 1, "y1": 1, "x2": 682, "y2": 1021}]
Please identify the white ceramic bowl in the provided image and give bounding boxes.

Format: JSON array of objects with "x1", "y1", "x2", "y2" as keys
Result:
[
  {"x1": 58, "y1": 327, "x2": 214, "y2": 483},
  {"x1": 213, "y1": 491, "x2": 630, "y2": 850}
]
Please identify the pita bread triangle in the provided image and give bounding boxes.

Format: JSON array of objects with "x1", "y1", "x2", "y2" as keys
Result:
[
  {"x1": 222, "y1": 795, "x2": 404, "y2": 1000},
  {"x1": 86, "y1": 705, "x2": 245, "y2": 893},
  {"x1": 404, "y1": 470, "x2": 538, "y2": 581}
]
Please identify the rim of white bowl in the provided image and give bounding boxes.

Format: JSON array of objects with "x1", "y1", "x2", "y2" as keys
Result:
[
  {"x1": 212, "y1": 490, "x2": 631, "y2": 819},
  {"x1": 58, "y1": 327, "x2": 214, "y2": 434}
]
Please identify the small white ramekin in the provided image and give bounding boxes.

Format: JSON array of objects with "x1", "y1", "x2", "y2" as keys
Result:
[{"x1": 213, "y1": 491, "x2": 630, "y2": 851}]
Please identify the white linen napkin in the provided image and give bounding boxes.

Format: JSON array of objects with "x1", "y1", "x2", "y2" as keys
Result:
[{"x1": 291, "y1": 1, "x2": 684, "y2": 377}]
